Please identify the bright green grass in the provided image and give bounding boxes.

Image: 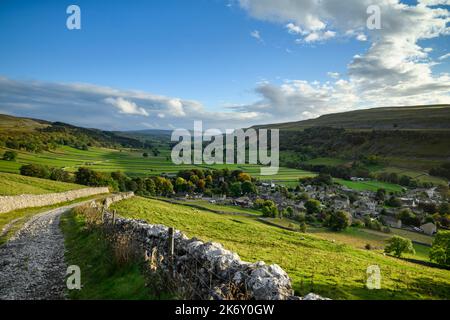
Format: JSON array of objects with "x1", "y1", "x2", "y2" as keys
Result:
[
  {"x1": 171, "y1": 199, "x2": 262, "y2": 216},
  {"x1": 374, "y1": 166, "x2": 447, "y2": 186},
  {"x1": 0, "y1": 172, "x2": 85, "y2": 196},
  {"x1": 0, "y1": 146, "x2": 317, "y2": 182},
  {"x1": 111, "y1": 197, "x2": 450, "y2": 300},
  {"x1": 61, "y1": 210, "x2": 162, "y2": 300},
  {"x1": 334, "y1": 178, "x2": 404, "y2": 193},
  {"x1": 307, "y1": 226, "x2": 431, "y2": 262}
]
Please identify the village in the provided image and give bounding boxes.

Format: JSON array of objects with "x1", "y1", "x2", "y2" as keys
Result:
[{"x1": 189, "y1": 176, "x2": 449, "y2": 238}]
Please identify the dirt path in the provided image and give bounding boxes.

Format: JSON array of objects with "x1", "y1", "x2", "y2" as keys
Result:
[{"x1": 0, "y1": 202, "x2": 89, "y2": 300}]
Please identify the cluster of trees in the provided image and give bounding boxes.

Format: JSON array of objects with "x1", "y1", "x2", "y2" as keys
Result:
[
  {"x1": 299, "y1": 173, "x2": 334, "y2": 187},
  {"x1": 377, "y1": 172, "x2": 429, "y2": 188},
  {"x1": 174, "y1": 169, "x2": 257, "y2": 197},
  {"x1": 430, "y1": 162, "x2": 450, "y2": 180},
  {"x1": 20, "y1": 164, "x2": 71, "y2": 182},
  {"x1": 383, "y1": 231, "x2": 450, "y2": 266},
  {"x1": 2, "y1": 151, "x2": 17, "y2": 161},
  {"x1": 323, "y1": 210, "x2": 352, "y2": 231},
  {"x1": 430, "y1": 231, "x2": 450, "y2": 266},
  {"x1": 395, "y1": 202, "x2": 450, "y2": 228},
  {"x1": 18, "y1": 164, "x2": 259, "y2": 198},
  {"x1": 254, "y1": 199, "x2": 279, "y2": 218}
]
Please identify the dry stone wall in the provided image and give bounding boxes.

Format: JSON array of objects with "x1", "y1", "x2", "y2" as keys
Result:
[
  {"x1": 101, "y1": 209, "x2": 328, "y2": 300},
  {"x1": 0, "y1": 187, "x2": 110, "y2": 214}
]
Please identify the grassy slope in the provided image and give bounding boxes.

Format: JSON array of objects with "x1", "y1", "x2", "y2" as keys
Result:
[
  {"x1": 256, "y1": 105, "x2": 450, "y2": 131},
  {"x1": 111, "y1": 197, "x2": 450, "y2": 300},
  {"x1": 60, "y1": 210, "x2": 157, "y2": 300},
  {"x1": 0, "y1": 172, "x2": 85, "y2": 196},
  {"x1": 0, "y1": 145, "x2": 317, "y2": 182},
  {"x1": 334, "y1": 178, "x2": 404, "y2": 193}
]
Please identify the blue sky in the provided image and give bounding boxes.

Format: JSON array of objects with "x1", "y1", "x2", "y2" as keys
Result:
[{"x1": 0, "y1": 0, "x2": 449, "y2": 130}]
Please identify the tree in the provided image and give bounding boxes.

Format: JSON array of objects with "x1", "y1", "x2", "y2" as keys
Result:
[
  {"x1": 429, "y1": 231, "x2": 450, "y2": 266},
  {"x1": 175, "y1": 177, "x2": 187, "y2": 193},
  {"x1": 396, "y1": 208, "x2": 416, "y2": 226},
  {"x1": 326, "y1": 210, "x2": 352, "y2": 231},
  {"x1": 385, "y1": 196, "x2": 402, "y2": 208},
  {"x1": 384, "y1": 236, "x2": 415, "y2": 258},
  {"x1": 241, "y1": 181, "x2": 256, "y2": 195},
  {"x1": 143, "y1": 152, "x2": 149, "y2": 158},
  {"x1": 75, "y1": 167, "x2": 111, "y2": 187},
  {"x1": 230, "y1": 182, "x2": 242, "y2": 197},
  {"x1": 375, "y1": 188, "x2": 386, "y2": 202},
  {"x1": 237, "y1": 172, "x2": 251, "y2": 182},
  {"x1": 49, "y1": 167, "x2": 71, "y2": 182},
  {"x1": 145, "y1": 178, "x2": 156, "y2": 195},
  {"x1": 197, "y1": 179, "x2": 206, "y2": 192},
  {"x1": 305, "y1": 199, "x2": 321, "y2": 215},
  {"x1": 2, "y1": 151, "x2": 17, "y2": 161},
  {"x1": 438, "y1": 202, "x2": 450, "y2": 215},
  {"x1": 20, "y1": 164, "x2": 50, "y2": 179},
  {"x1": 260, "y1": 200, "x2": 278, "y2": 218}
]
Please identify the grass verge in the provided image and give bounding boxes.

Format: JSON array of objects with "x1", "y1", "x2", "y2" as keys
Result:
[
  {"x1": 0, "y1": 194, "x2": 109, "y2": 245},
  {"x1": 60, "y1": 208, "x2": 165, "y2": 300}
]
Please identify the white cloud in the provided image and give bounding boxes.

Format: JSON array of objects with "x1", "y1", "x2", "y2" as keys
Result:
[
  {"x1": 166, "y1": 99, "x2": 186, "y2": 117},
  {"x1": 104, "y1": 97, "x2": 149, "y2": 116},
  {"x1": 0, "y1": 76, "x2": 265, "y2": 130},
  {"x1": 327, "y1": 72, "x2": 340, "y2": 79},
  {"x1": 286, "y1": 23, "x2": 303, "y2": 34},
  {"x1": 439, "y1": 53, "x2": 450, "y2": 60},
  {"x1": 250, "y1": 30, "x2": 263, "y2": 42},
  {"x1": 236, "y1": 0, "x2": 450, "y2": 119}
]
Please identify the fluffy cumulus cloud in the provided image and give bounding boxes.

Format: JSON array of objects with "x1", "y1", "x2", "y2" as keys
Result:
[
  {"x1": 0, "y1": 76, "x2": 264, "y2": 130},
  {"x1": 1, "y1": 1, "x2": 449, "y2": 131},
  {"x1": 236, "y1": 0, "x2": 450, "y2": 118},
  {"x1": 104, "y1": 97, "x2": 149, "y2": 116}
]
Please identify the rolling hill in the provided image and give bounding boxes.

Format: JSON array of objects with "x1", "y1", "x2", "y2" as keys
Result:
[
  {"x1": 253, "y1": 105, "x2": 450, "y2": 170},
  {"x1": 255, "y1": 104, "x2": 450, "y2": 131},
  {"x1": 0, "y1": 114, "x2": 150, "y2": 151}
]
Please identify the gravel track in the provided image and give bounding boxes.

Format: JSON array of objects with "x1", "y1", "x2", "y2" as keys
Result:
[{"x1": 0, "y1": 202, "x2": 89, "y2": 300}]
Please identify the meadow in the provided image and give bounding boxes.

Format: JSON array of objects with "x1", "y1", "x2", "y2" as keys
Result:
[
  {"x1": 111, "y1": 197, "x2": 450, "y2": 300},
  {"x1": 0, "y1": 145, "x2": 418, "y2": 193},
  {"x1": 0, "y1": 146, "x2": 316, "y2": 183},
  {"x1": 0, "y1": 172, "x2": 85, "y2": 196}
]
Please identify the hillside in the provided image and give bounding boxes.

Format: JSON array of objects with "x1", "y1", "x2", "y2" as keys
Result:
[
  {"x1": 0, "y1": 172, "x2": 86, "y2": 196},
  {"x1": 255, "y1": 105, "x2": 450, "y2": 131},
  {"x1": 0, "y1": 114, "x2": 149, "y2": 152},
  {"x1": 111, "y1": 197, "x2": 450, "y2": 300},
  {"x1": 252, "y1": 105, "x2": 450, "y2": 170}
]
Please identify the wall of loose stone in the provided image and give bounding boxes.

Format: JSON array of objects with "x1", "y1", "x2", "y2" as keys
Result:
[
  {"x1": 0, "y1": 187, "x2": 110, "y2": 214},
  {"x1": 100, "y1": 209, "x2": 327, "y2": 300}
]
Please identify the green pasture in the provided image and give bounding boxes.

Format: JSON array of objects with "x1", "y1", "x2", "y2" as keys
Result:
[{"x1": 111, "y1": 197, "x2": 450, "y2": 300}]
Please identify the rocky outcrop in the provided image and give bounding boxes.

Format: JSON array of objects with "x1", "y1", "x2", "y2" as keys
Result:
[
  {"x1": 0, "y1": 187, "x2": 110, "y2": 214},
  {"x1": 102, "y1": 210, "x2": 327, "y2": 300}
]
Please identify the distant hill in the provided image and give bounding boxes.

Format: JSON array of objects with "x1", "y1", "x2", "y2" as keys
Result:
[
  {"x1": 0, "y1": 114, "x2": 148, "y2": 152},
  {"x1": 254, "y1": 104, "x2": 450, "y2": 131},
  {"x1": 252, "y1": 105, "x2": 450, "y2": 168},
  {"x1": 114, "y1": 129, "x2": 172, "y2": 147}
]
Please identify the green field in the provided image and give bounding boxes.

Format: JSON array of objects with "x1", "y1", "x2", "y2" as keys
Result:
[
  {"x1": 334, "y1": 178, "x2": 404, "y2": 193},
  {"x1": 111, "y1": 197, "x2": 450, "y2": 300},
  {"x1": 0, "y1": 172, "x2": 85, "y2": 196},
  {"x1": 0, "y1": 146, "x2": 317, "y2": 183}
]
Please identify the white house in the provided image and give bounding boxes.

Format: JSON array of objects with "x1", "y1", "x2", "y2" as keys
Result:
[{"x1": 420, "y1": 222, "x2": 437, "y2": 236}]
